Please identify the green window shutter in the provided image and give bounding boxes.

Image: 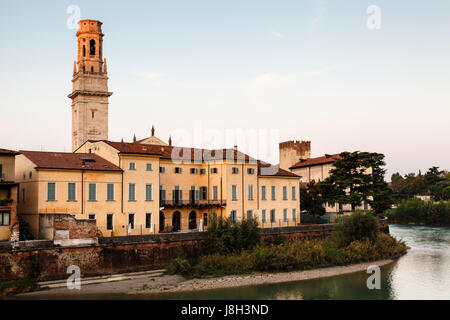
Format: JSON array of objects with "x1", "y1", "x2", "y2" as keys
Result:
[
  {"x1": 107, "y1": 184, "x2": 114, "y2": 201},
  {"x1": 232, "y1": 185, "x2": 237, "y2": 200},
  {"x1": 292, "y1": 186, "x2": 296, "y2": 200},
  {"x1": 68, "y1": 183, "x2": 76, "y2": 201},
  {"x1": 48, "y1": 183, "x2": 56, "y2": 201},
  {"x1": 146, "y1": 184, "x2": 152, "y2": 201},
  {"x1": 292, "y1": 209, "x2": 296, "y2": 222},
  {"x1": 261, "y1": 186, "x2": 266, "y2": 200},
  {"x1": 88, "y1": 183, "x2": 96, "y2": 201},
  {"x1": 283, "y1": 186, "x2": 287, "y2": 200},
  {"x1": 129, "y1": 184, "x2": 135, "y2": 201},
  {"x1": 262, "y1": 210, "x2": 266, "y2": 223}
]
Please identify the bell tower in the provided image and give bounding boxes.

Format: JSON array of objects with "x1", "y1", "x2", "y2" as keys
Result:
[{"x1": 68, "y1": 19, "x2": 113, "y2": 151}]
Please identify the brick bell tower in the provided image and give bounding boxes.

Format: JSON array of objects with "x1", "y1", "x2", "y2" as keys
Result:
[{"x1": 68, "y1": 19, "x2": 113, "y2": 152}]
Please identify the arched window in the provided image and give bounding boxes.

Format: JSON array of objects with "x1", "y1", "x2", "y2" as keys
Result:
[
  {"x1": 91, "y1": 66, "x2": 94, "y2": 72},
  {"x1": 90, "y1": 39, "x2": 96, "y2": 55},
  {"x1": 83, "y1": 45, "x2": 86, "y2": 57}
]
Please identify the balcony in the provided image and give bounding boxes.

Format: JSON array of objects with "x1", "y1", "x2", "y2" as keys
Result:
[{"x1": 160, "y1": 199, "x2": 226, "y2": 209}]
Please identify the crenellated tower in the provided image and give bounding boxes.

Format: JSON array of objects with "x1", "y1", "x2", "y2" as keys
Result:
[
  {"x1": 68, "y1": 19, "x2": 112, "y2": 151},
  {"x1": 279, "y1": 140, "x2": 311, "y2": 171}
]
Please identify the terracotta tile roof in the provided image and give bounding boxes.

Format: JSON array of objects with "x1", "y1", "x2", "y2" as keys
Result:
[
  {"x1": 0, "y1": 148, "x2": 21, "y2": 156},
  {"x1": 20, "y1": 151, "x2": 122, "y2": 172},
  {"x1": 290, "y1": 153, "x2": 342, "y2": 169},
  {"x1": 258, "y1": 161, "x2": 300, "y2": 178},
  {"x1": 100, "y1": 140, "x2": 257, "y2": 162}
]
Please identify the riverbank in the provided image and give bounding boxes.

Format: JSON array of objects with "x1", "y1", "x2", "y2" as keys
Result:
[
  {"x1": 137, "y1": 258, "x2": 399, "y2": 295},
  {"x1": 13, "y1": 256, "x2": 400, "y2": 299}
]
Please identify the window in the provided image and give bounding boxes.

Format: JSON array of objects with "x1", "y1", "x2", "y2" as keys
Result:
[
  {"x1": 88, "y1": 183, "x2": 96, "y2": 201},
  {"x1": 232, "y1": 185, "x2": 237, "y2": 201},
  {"x1": 247, "y1": 168, "x2": 255, "y2": 175},
  {"x1": 145, "y1": 213, "x2": 152, "y2": 229},
  {"x1": 292, "y1": 209, "x2": 296, "y2": 222},
  {"x1": 283, "y1": 209, "x2": 287, "y2": 222},
  {"x1": 213, "y1": 186, "x2": 218, "y2": 201},
  {"x1": 173, "y1": 186, "x2": 182, "y2": 204},
  {"x1": 160, "y1": 186, "x2": 166, "y2": 204},
  {"x1": 29, "y1": 171, "x2": 32, "y2": 179},
  {"x1": 270, "y1": 209, "x2": 276, "y2": 223},
  {"x1": 83, "y1": 45, "x2": 86, "y2": 57},
  {"x1": 22, "y1": 188, "x2": 25, "y2": 203},
  {"x1": 106, "y1": 214, "x2": 113, "y2": 231},
  {"x1": 89, "y1": 39, "x2": 96, "y2": 55},
  {"x1": 88, "y1": 214, "x2": 96, "y2": 220},
  {"x1": 283, "y1": 186, "x2": 287, "y2": 200},
  {"x1": 200, "y1": 168, "x2": 206, "y2": 175},
  {"x1": 232, "y1": 167, "x2": 239, "y2": 174},
  {"x1": 271, "y1": 186, "x2": 276, "y2": 200},
  {"x1": 211, "y1": 168, "x2": 218, "y2": 174},
  {"x1": 47, "y1": 183, "x2": 56, "y2": 201},
  {"x1": 190, "y1": 168, "x2": 198, "y2": 174},
  {"x1": 248, "y1": 185, "x2": 254, "y2": 200},
  {"x1": 230, "y1": 210, "x2": 237, "y2": 223},
  {"x1": 261, "y1": 186, "x2": 266, "y2": 200},
  {"x1": 129, "y1": 184, "x2": 136, "y2": 201},
  {"x1": 129, "y1": 162, "x2": 136, "y2": 170},
  {"x1": 0, "y1": 212, "x2": 10, "y2": 226},
  {"x1": 107, "y1": 184, "x2": 114, "y2": 201},
  {"x1": 203, "y1": 213, "x2": 208, "y2": 227},
  {"x1": 159, "y1": 166, "x2": 165, "y2": 173},
  {"x1": 189, "y1": 187, "x2": 198, "y2": 204},
  {"x1": 175, "y1": 167, "x2": 182, "y2": 174},
  {"x1": 200, "y1": 187, "x2": 207, "y2": 200},
  {"x1": 146, "y1": 163, "x2": 153, "y2": 171},
  {"x1": 247, "y1": 210, "x2": 253, "y2": 219},
  {"x1": 262, "y1": 210, "x2": 266, "y2": 223},
  {"x1": 292, "y1": 186, "x2": 296, "y2": 200},
  {"x1": 68, "y1": 183, "x2": 76, "y2": 201},
  {"x1": 128, "y1": 213, "x2": 135, "y2": 229},
  {"x1": 145, "y1": 184, "x2": 153, "y2": 201}
]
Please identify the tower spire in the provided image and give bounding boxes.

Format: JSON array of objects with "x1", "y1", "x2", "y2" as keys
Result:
[
  {"x1": 133, "y1": 134, "x2": 137, "y2": 143},
  {"x1": 151, "y1": 125, "x2": 155, "y2": 137},
  {"x1": 168, "y1": 136, "x2": 172, "y2": 146}
]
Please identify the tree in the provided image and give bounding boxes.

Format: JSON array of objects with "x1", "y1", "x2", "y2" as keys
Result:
[
  {"x1": 319, "y1": 151, "x2": 372, "y2": 211},
  {"x1": 365, "y1": 153, "x2": 394, "y2": 215},
  {"x1": 442, "y1": 186, "x2": 450, "y2": 201},
  {"x1": 320, "y1": 151, "x2": 393, "y2": 214},
  {"x1": 300, "y1": 181, "x2": 326, "y2": 217}
]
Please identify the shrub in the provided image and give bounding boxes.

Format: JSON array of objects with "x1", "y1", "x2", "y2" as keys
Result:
[
  {"x1": 387, "y1": 199, "x2": 450, "y2": 226},
  {"x1": 205, "y1": 214, "x2": 262, "y2": 255},
  {"x1": 168, "y1": 257, "x2": 192, "y2": 275},
  {"x1": 334, "y1": 211, "x2": 379, "y2": 247}
]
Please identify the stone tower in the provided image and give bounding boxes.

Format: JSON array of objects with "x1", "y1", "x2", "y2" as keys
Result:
[
  {"x1": 279, "y1": 140, "x2": 311, "y2": 171},
  {"x1": 68, "y1": 19, "x2": 112, "y2": 151}
]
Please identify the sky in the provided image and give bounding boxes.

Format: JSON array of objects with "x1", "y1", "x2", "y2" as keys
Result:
[{"x1": 0, "y1": 0, "x2": 449, "y2": 179}]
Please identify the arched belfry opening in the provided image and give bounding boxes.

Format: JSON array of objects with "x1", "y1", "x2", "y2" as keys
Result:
[{"x1": 90, "y1": 39, "x2": 96, "y2": 55}]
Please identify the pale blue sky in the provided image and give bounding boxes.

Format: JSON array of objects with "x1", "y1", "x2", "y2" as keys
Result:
[{"x1": 0, "y1": 0, "x2": 449, "y2": 178}]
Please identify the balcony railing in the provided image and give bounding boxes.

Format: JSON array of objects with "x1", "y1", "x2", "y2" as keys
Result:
[{"x1": 160, "y1": 199, "x2": 226, "y2": 209}]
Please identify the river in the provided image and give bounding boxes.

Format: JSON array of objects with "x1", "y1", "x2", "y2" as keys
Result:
[{"x1": 144, "y1": 224, "x2": 450, "y2": 300}]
